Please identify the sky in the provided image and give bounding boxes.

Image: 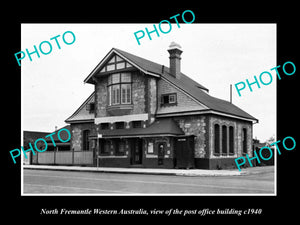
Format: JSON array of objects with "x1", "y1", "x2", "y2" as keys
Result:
[{"x1": 21, "y1": 23, "x2": 276, "y2": 142}]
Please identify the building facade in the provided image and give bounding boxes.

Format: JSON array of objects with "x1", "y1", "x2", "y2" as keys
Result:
[{"x1": 65, "y1": 43, "x2": 258, "y2": 169}]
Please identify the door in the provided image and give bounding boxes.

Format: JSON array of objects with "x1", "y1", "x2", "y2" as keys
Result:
[
  {"x1": 157, "y1": 142, "x2": 165, "y2": 165},
  {"x1": 175, "y1": 136, "x2": 195, "y2": 169},
  {"x1": 131, "y1": 138, "x2": 142, "y2": 164}
]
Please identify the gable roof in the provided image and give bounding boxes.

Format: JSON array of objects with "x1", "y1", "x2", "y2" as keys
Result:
[
  {"x1": 23, "y1": 130, "x2": 51, "y2": 141},
  {"x1": 82, "y1": 48, "x2": 257, "y2": 122},
  {"x1": 65, "y1": 92, "x2": 95, "y2": 123},
  {"x1": 23, "y1": 125, "x2": 71, "y2": 143}
]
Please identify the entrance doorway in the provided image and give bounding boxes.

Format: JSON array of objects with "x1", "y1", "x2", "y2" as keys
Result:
[
  {"x1": 157, "y1": 142, "x2": 165, "y2": 165},
  {"x1": 174, "y1": 136, "x2": 195, "y2": 169},
  {"x1": 130, "y1": 138, "x2": 143, "y2": 165}
]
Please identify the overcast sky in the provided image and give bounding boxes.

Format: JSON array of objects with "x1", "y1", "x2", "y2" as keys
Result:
[{"x1": 21, "y1": 23, "x2": 276, "y2": 142}]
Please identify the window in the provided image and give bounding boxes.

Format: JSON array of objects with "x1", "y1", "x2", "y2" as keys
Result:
[
  {"x1": 100, "y1": 123, "x2": 110, "y2": 130},
  {"x1": 82, "y1": 130, "x2": 90, "y2": 151},
  {"x1": 99, "y1": 55, "x2": 134, "y2": 73},
  {"x1": 229, "y1": 126, "x2": 234, "y2": 155},
  {"x1": 115, "y1": 139, "x2": 126, "y2": 155},
  {"x1": 121, "y1": 84, "x2": 131, "y2": 104},
  {"x1": 106, "y1": 64, "x2": 115, "y2": 71},
  {"x1": 242, "y1": 128, "x2": 248, "y2": 154},
  {"x1": 108, "y1": 73, "x2": 131, "y2": 105},
  {"x1": 100, "y1": 139, "x2": 110, "y2": 154},
  {"x1": 116, "y1": 62, "x2": 125, "y2": 69},
  {"x1": 222, "y1": 125, "x2": 227, "y2": 155},
  {"x1": 86, "y1": 103, "x2": 95, "y2": 113},
  {"x1": 115, "y1": 122, "x2": 125, "y2": 129},
  {"x1": 147, "y1": 141, "x2": 154, "y2": 154},
  {"x1": 214, "y1": 124, "x2": 220, "y2": 155},
  {"x1": 112, "y1": 85, "x2": 120, "y2": 104},
  {"x1": 132, "y1": 121, "x2": 142, "y2": 128},
  {"x1": 161, "y1": 93, "x2": 177, "y2": 106}
]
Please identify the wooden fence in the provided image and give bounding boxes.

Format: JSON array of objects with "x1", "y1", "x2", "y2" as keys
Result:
[{"x1": 32, "y1": 151, "x2": 94, "y2": 166}]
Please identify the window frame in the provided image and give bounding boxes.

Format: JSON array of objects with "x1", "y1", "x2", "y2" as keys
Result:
[
  {"x1": 214, "y1": 124, "x2": 220, "y2": 156},
  {"x1": 100, "y1": 139, "x2": 111, "y2": 155},
  {"x1": 100, "y1": 123, "x2": 110, "y2": 130},
  {"x1": 100, "y1": 55, "x2": 133, "y2": 73},
  {"x1": 132, "y1": 121, "x2": 142, "y2": 128},
  {"x1": 115, "y1": 121, "x2": 125, "y2": 129},
  {"x1": 242, "y1": 128, "x2": 248, "y2": 155},
  {"x1": 229, "y1": 126, "x2": 234, "y2": 155},
  {"x1": 161, "y1": 93, "x2": 177, "y2": 106},
  {"x1": 107, "y1": 73, "x2": 132, "y2": 106},
  {"x1": 115, "y1": 139, "x2": 126, "y2": 156},
  {"x1": 222, "y1": 125, "x2": 227, "y2": 156},
  {"x1": 82, "y1": 130, "x2": 90, "y2": 151}
]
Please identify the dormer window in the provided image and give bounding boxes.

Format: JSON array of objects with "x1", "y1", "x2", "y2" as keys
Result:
[
  {"x1": 86, "y1": 102, "x2": 95, "y2": 113},
  {"x1": 108, "y1": 73, "x2": 132, "y2": 105},
  {"x1": 161, "y1": 93, "x2": 177, "y2": 106}
]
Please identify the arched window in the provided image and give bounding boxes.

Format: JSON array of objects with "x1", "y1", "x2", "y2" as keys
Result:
[
  {"x1": 229, "y1": 126, "x2": 234, "y2": 155},
  {"x1": 242, "y1": 128, "x2": 247, "y2": 154},
  {"x1": 214, "y1": 124, "x2": 220, "y2": 155},
  {"x1": 222, "y1": 125, "x2": 227, "y2": 155}
]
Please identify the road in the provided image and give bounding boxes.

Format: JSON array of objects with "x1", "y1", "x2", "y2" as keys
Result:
[{"x1": 23, "y1": 169, "x2": 274, "y2": 195}]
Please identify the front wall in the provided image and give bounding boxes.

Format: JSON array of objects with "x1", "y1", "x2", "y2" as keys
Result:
[
  {"x1": 94, "y1": 71, "x2": 155, "y2": 118},
  {"x1": 96, "y1": 137, "x2": 174, "y2": 168}
]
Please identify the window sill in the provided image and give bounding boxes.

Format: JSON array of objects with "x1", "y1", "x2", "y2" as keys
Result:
[
  {"x1": 107, "y1": 104, "x2": 133, "y2": 110},
  {"x1": 107, "y1": 104, "x2": 133, "y2": 116},
  {"x1": 160, "y1": 103, "x2": 177, "y2": 107}
]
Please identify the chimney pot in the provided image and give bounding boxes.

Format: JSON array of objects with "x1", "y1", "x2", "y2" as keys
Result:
[{"x1": 167, "y1": 42, "x2": 182, "y2": 78}]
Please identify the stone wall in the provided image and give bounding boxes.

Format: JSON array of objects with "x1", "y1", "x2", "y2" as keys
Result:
[
  {"x1": 173, "y1": 115, "x2": 207, "y2": 158},
  {"x1": 208, "y1": 115, "x2": 253, "y2": 158},
  {"x1": 94, "y1": 76, "x2": 108, "y2": 117},
  {"x1": 94, "y1": 70, "x2": 155, "y2": 118},
  {"x1": 132, "y1": 71, "x2": 146, "y2": 114},
  {"x1": 147, "y1": 77, "x2": 157, "y2": 121},
  {"x1": 70, "y1": 123, "x2": 95, "y2": 151}
]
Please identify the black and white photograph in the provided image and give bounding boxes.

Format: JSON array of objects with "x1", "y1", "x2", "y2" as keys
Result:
[
  {"x1": 21, "y1": 23, "x2": 276, "y2": 195},
  {"x1": 4, "y1": 5, "x2": 298, "y2": 220}
]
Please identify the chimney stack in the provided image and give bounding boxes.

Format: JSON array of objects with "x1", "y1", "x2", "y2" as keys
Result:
[{"x1": 168, "y1": 42, "x2": 182, "y2": 79}]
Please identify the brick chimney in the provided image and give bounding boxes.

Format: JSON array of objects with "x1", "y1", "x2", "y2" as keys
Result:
[{"x1": 167, "y1": 42, "x2": 182, "y2": 78}]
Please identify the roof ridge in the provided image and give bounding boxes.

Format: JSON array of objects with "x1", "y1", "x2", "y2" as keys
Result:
[
  {"x1": 79, "y1": 48, "x2": 257, "y2": 122},
  {"x1": 65, "y1": 92, "x2": 95, "y2": 123}
]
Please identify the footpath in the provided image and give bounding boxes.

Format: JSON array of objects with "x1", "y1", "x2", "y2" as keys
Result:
[{"x1": 23, "y1": 164, "x2": 274, "y2": 177}]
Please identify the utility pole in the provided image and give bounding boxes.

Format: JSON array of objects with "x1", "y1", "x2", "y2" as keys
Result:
[{"x1": 230, "y1": 84, "x2": 232, "y2": 104}]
